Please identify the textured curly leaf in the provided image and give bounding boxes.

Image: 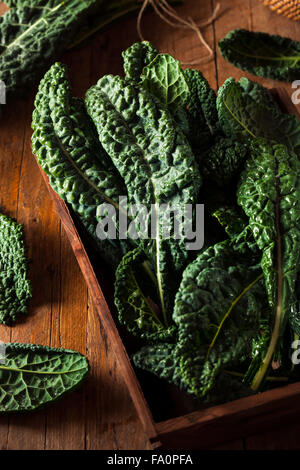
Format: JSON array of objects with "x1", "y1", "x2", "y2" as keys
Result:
[
  {"x1": 31, "y1": 62, "x2": 129, "y2": 268},
  {"x1": 85, "y1": 74, "x2": 201, "y2": 321},
  {"x1": 237, "y1": 140, "x2": 300, "y2": 390},
  {"x1": 0, "y1": 343, "x2": 89, "y2": 413},
  {"x1": 217, "y1": 78, "x2": 300, "y2": 157},
  {"x1": 184, "y1": 68, "x2": 219, "y2": 136},
  {"x1": 123, "y1": 41, "x2": 159, "y2": 81},
  {"x1": 115, "y1": 248, "x2": 176, "y2": 342},
  {"x1": 133, "y1": 343, "x2": 187, "y2": 391},
  {"x1": 238, "y1": 77, "x2": 281, "y2": 110},
  {"x1": 0, "y1": 0, "x2": 104, "y2": 98},
  {"x1": 203, "y1": 137, "x2": 249, "y2": 187},
  {"x1": 213, "y1": 206, "x2": 248, "y2": 238},
  {"x1": 184, "y1": 68, "x2": 219, "y2": 158},
  {"x1": 0, "y1": 214, "x2": 32, "y2": 325},
  {"x1": 133, "y1": 344, "x2": 255, "y2": 403},
  {"x1": 172, "y1": 237, "x2": 266, "y2": 397},
  {"x1": 219, "y1": 29, "x2": 300, "y2": 82}
]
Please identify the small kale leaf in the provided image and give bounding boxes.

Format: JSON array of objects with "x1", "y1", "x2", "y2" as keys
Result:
[
  {"x1": 217, "y1": 77, "x2": 300, "y2": 157},
  {"x1": 114, "y1": 248, "x2": 176, "y2": 343},
  {"x1": 0, "y1": 213, "x2": 32, "y2": 325},
  {"x1": 123, "y1": 41, "x2": 159, "y2": 82},
  {"x1": 219, "y1": 29, "x2": 300, "y2": 82},
  {"x1": 32, "y1": 62, "x2": 130, "y2": 269},
  {"x1": 0, "y1": 343, "x2": 89, "y2": 413}
]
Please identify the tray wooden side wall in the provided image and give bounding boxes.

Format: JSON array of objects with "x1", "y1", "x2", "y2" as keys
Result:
[{"x1": 39, "y1": 88, "x2": 300, "y2": 449}]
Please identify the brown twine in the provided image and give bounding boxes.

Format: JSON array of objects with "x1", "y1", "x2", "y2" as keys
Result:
[{"x1": 137, "y1": 0, "x2": 220, "y2": 65}]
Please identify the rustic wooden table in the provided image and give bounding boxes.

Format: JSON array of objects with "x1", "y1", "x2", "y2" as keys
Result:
[{"x1": 0, "y1": 0, "x2": 299, "y2": 450}]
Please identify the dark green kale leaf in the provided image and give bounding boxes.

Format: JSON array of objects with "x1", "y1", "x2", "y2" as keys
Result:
[
  {"x1": 0, "y1": 0, "x2": 104, "y2": 98},
  {"x1": 238, "y1": 77, "x2": 280, "y2": 110},
  {"x1": 123, "y1": 41, "x2": 159, "y2": 82},
  {"x1": 140, "y1": 52, "x2": 191, "y2": 136},
  {"x1": 184, "y1": 68, "x2": 219, "y2": 137},
  {"x1": 31, "y1": 62, "x2": 130, "y2": 269},
  {"x1": 123, "y1": 44, "x2": 219, "y2": 159},
  {"x1": 217, "y1": 77, "x2": 300, "y2": 157},
  {"x1": 0, "y1": 214, "x2": 32, "y2": 325},
  {"x1": 133, "y1": 344, "x2": 255, "y2": 403},
  {"x1": 202, "y1": 137, "x2": 249, "y2": 187},
  {"x1": 184, "y1": 68, "x2": 220, "y2": 158},
  {"x1": 219, "y1": 29, "x2": 300, "y2": 82},
  {"x1": 0, "y1": 343, "x2": 89, "y2": 413},
  {"x1": 85, "y1": 74, "x2": 201, "y2": 322},
  {"x1": 237, "y1": 140, "x2": 300, "y2": 390},
  {"x1": 141, "y1": 53, "x2": 190, "y2": 112},
  {"x1": 172, "y1": 236, "x2": 266, "y2": 397},
  {"x1": 114, "y1": 248, "x2": 176, "y2": 342},
  {"x1": 133, "y1": 343, "x2": 187, "y2": 391},
  {"x1": 212, "y1": 206, "x2": 248, "y2": 239},
  {"x1": 134, "y1": 230, "x2": 268, "y2": 399}
]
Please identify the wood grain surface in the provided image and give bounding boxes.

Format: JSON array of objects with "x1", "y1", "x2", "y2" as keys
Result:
[{"x1": 0, "y1": 0, "x2": 299, "y2": 450}]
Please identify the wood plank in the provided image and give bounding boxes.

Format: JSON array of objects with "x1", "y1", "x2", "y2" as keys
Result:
[
  {"x1": 0, "y1": 3, "x2": 8, "y2": 16},
  {"x1": 85, "y1": 294, "x2": 151, "y2": 450},
  {"x1": 6, "y1": 97, "x2": 53, "y2": 450},
  {"x1": 0, "y1": 92, "x2": 29, "y2": 449},
  {"x1": 40, "y1": 173, "x2": 157, "y2": 443},
  {"x1": 212, "y1": 440, "x2": 244, "y2": 450},
  {"x1": 154, "y1": 382, "x2": 300, "y2": 449},
  {"x1": 246, "y1": 423, "x2": 300, "y2": 450}
]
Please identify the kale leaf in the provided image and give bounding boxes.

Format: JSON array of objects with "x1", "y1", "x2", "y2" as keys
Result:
[
  {"x1": 134, "y1": 234, "x2": 267, "y2": 397},
  {"x1": 31, "y1": 62, "x2": 130, "y2": 268},
  {"x1": 217, "y1": 77, "x2": 300, "y2": 157},
  {"x1": 123, "y1": 41, "x2": 159, "y2": 82},
  {"x1": 85, "y1": 74, "x2": 201, "y2": 322},
  {"x1": 141, "y1": 53, "x2": 190, "y2": 112},
  {"x1": 0, "y1": 213, "x2": 32, "y2": 325},
  {"x1": 219, "y1": 29, "x2": 300, "y2": 82},
  {"x1": 114, "y1": 248, "x2": 176, "y2": 342},
  {"x1": 237, "y1": 140, "x2": 300, "y2": 390},
  {"x1": 172, "y1": 235, "x2": 266, "y2": 397},
  {"x1": 0, "y1": 0, "x2": 104, "y2": 98},
  {"x1": 0, "y1": 343, "x2": 89, "y2": 413},
  {"x1": 202, "y1": 137, "x2": 249, "y2": 187}
]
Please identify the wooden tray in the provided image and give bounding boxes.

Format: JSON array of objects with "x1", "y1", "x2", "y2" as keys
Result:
[{"x1": 38, "y1": 88, "x2": 300, "y2": 449}]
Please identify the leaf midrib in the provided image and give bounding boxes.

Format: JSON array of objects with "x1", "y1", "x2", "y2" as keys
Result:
[
  {"x1": 227, "y1": 45, "x2": 300, "y2": 63},
  {"x1": 251, "y1": 160, "x2": 284, "y2": 391},
  {"x1": 0, "y1": 365, "x2": 86, "y2": 375},
  {"x1": 99, "y1": 87, "x2": 168, "y2": 324},
  {"x1": 0, "y1": 2, "x2": 65, "y2": 56}
]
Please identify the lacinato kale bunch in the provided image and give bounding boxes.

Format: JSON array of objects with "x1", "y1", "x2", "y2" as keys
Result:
[
  {"x1": 32, "y1": 42, "x2": 300, "y2": 404},
  {"x1": 218, "y1": 29, "x2": 300, "y2": 82}
]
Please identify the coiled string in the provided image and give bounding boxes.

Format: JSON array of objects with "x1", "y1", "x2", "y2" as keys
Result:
[{"x1": 137, "y1": 0, "x2": 221, "y2": 65}]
